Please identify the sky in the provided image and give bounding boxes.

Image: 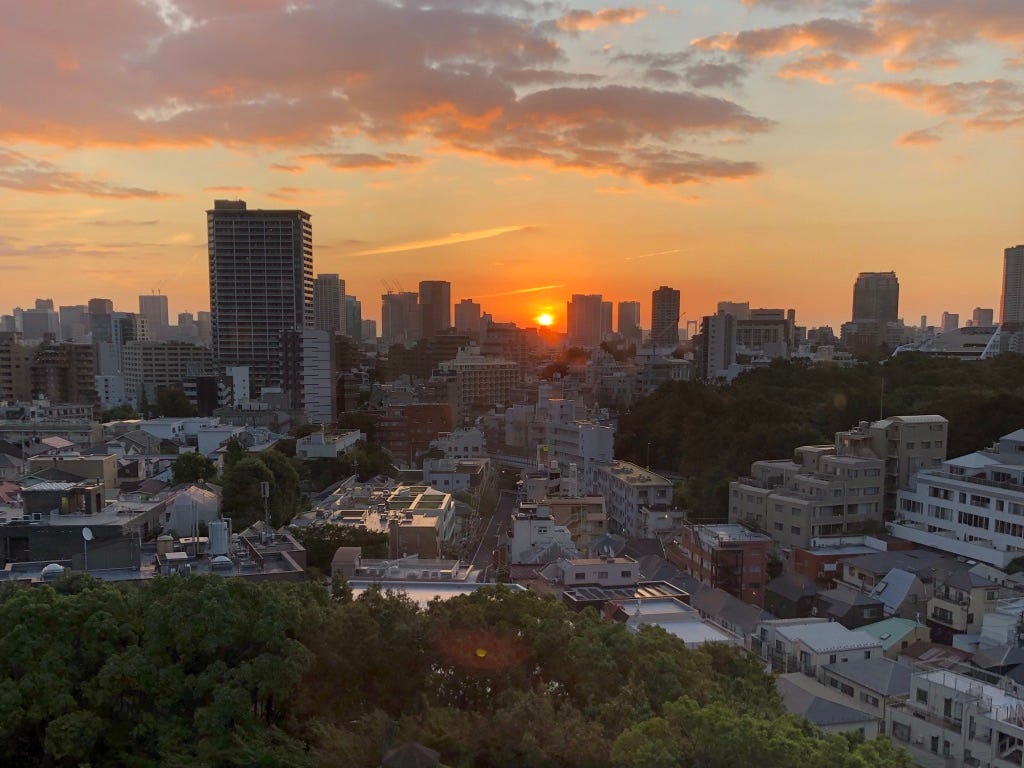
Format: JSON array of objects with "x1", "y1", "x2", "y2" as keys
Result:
[{"x1": 0, "y1": 0, "x2": 1021, "y2": 332}]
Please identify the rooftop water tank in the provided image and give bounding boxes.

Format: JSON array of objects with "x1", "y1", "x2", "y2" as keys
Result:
[{"x1": 208, "y1": 519, "x2": 230, "y2": 556}]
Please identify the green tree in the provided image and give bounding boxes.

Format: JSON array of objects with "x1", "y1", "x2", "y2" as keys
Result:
[
  {"x1": 170, "y1": 451, "x2": 217, "y2": 485},
  {"x1": 222, "y1": 435, "x2": 247, "y2": 471},
  {"x1": 156, "y1": 386, "x2": 198, "y2": 417},
  {"x1": 293, "y1": 523, "x2": 388, "y2": 573},
  {"x1": 101, "y1": 404, "x2": 138, "y2": 422},
  {"x1": 221, "y1": 457, "x2": 275, "y2": 528},
  {"x1": 259, "y1": 449, "x2": 303, "y2": 526}
]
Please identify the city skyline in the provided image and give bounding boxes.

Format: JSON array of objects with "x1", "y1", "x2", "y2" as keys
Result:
[{"x1": 0, "y1": 1, "x2": 1020, "y2": 328}]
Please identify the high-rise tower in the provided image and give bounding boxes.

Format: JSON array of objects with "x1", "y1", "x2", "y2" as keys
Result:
[
  {"x1": 419, "y1": 281, "x2": 451, "y2": 339},
  {"x1": 618, "y1": 301, "x2": 641, "y2": 343},
  {"x1": 1001, "y1": 246, "x2": 1024, "y2": 325},
  {"x1": 313, "y1": 273, "x2": 347, "y2": 334},
  {"x1": 207, "y1": 199, "x2": 313, "y2": 393},
  {"x1": 651, "y1": 286, "x2": 681, "y2": 347},
  {"x1": 852, "y1": 272, "x2": 899, "y2": 324}
]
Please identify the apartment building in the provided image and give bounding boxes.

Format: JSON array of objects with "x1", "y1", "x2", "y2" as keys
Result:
[
  {"x1": 122, "y1": 341, "x2": 214, "y2": 403},
  {"x1": 755, "y1": 618, "x2": 884, "y2": 676},
  {"x1": 669, "y1": 523, "x2": 772, "y2": 606},
  {"x1": 436, "y1": 346, "x2": 519, "y2": 423},
  {"x1": 729, "y1": 446, "x2": 884, "y2": 551},
  {"x1": 886, "y1": 665, "x2": 1024, "y2": 768},
  {"x1": 893, "y1": 429, "x2": 1024, "y2": 568},
  {"x1": 591, "y1": 460, "x2": 673, "y2": 537}
]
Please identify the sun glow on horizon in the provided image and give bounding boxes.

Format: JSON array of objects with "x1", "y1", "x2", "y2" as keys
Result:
[{"x1": 536, "y1": 312, "x2": 554, "y2": 327}]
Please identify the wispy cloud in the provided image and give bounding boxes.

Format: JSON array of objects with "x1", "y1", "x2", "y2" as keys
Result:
[
  {"x1": 354, "y1": 225, "x2": 531, "y2": 256},
  {"x1": 474, "y1": 284, "x2": 565, "y2": 299},
  {"x1": 625, "y1": 248, "x2": 682, "y2": 261},
  {"x1": 0, "y1": 151, "x2": 173, "y2": 199}
]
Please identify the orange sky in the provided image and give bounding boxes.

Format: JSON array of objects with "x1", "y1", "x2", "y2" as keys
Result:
[{"x1": 0, "y1": 0, "x2": 1021, "y2": 332}]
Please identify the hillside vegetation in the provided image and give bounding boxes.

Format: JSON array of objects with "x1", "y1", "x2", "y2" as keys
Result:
[
  {"x1": 616, "y1": 355, "x2": 1024, "y2": 517},
  {"x1": 0, "y1": 575, "x2": 911, "y2": 768}
]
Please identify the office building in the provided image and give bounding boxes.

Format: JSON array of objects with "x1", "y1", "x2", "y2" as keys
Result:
[
  {"x1": 651, "y1": 286, "x2": 680, "y2": 347},
  {"x1": 345, "y1": 296, "x2": 362, "y2": 342},
  {"x1": 1001, "y1": 245, "x2": 1024, "y2": 324},
  {"x1": 280, "y1": 329, "x2": 335, "y2": 425},
  {"x1": 207, "y1": 199, "x2": 314, "y2": 393},
  {"x1": 313, "y1": 273, "x2": 346, "y2": 334},
  {"x1": 567, "y1": 294, "x2": 603, "y2": 347},
  {"x1": 454, "y1": 298, "x2": 481, "y2": 337},
  {"x1": 419, "y1": 281, "x2": 451, "y2": 339},
  {"x1": 29, "y1": 342, "x2": 98, "y2": 406},
  {"x1": 600, "y1": 301, "x2": 613, "y2": 339},
  {"x1": 360, "y1": 319, "x2": 376, "y2": 341},
  {"x1": 973, "y1": 307, "x2": 995, "y2": 327},
  {"x1": 87, "y1": 298, "x2": 113, "y2": 316},
  {"x1": 617, "y1": 301, "x2": 641, "y2": 343},
  {"x1": 382, "y1": 291, "x2": 421, "y2": 346},
  {"x1": 138, "y1": 294, "x2": 169, "y2": 335},
  {"x1": 941, "y1": 312, "x2": 959, "y2": 333},
  {"x1": 20, "y1": 307, "x2": 60, "y2": 341},
  {"x1": 121, "y1": 341, "x2": 215, "y2": 403},
  {"x1": 718, "y1": 301, "x2": 751, "y2": 321},
  {"x1": 58, "y1": 305, "x2": 88, "y2": 342},
  {"x1": 699, "y1": 312, "x2": 736, "y2": 380},
  {"x1": 852, "y1": 272, "x2": 899, "y2": 323}
]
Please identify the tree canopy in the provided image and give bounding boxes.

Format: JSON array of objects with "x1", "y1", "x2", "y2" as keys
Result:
[
  {"x1": 616, "y1": 355, "x2": 1024, "y2": 517},
  {"x1": 170, "y1": 451, "x2": 217, "y2": 486},
  {"x1": 0, "y1": 576, "x2": 912, "y2": 768}
]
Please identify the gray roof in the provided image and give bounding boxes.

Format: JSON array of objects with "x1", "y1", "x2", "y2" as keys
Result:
[
  {"x1": 690, "y1": 587, "x2": 774, "y2": 636},
  {"x1": 637, "y1": 554, "x2": 682, "y2": 582},
  {"x1": 973, "y1": 644, "x2": 1024, "y2": 671},
  {"x1": 822, "y1": 657, "x2": 912, "y2": 696},
  {"x1": 946, "y1": 564, "x2": 999, "y2": 591},
  {"x1": 767, "y1": 572, "x2": 818, "y2": 602},
  {"x1": 777, "y1": 677, "x2": 876, "y2": 726},
  {"x1": 870, "y1": 568, "x2": 917, "y2": 615},
  {"x1": 588, "y1": 533, "x2": 627, "y2": 557},
  {"x1": 844, "y1": 549, "x2": 952, "y2": 578}
]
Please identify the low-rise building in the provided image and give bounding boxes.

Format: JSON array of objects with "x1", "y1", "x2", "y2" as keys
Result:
[
  {"x1": 858, "y1": 617, "x2": 932, "y2": 659},
  {"x1": 507, "y1": 502, "x2": 578, "y2": 564},
  {"x1": 591, "y1": 460, "x2": 673, "y2": 537},
  {"x1": 755, "y1": 618, "x2": 884, "y2": 676},
  {"x1": 422, "y1": 457, "x2": 492, "y2": 494},
  {"x1": 295, "y1": 429, "x2": 362, "y2": 459},
  {"x1": 668, "y1": 523, "x2": 771, "y2": 606}
]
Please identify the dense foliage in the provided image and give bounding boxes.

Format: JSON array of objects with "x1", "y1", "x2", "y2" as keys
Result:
[
  {"x1": 0, "y1": 576, "x2": 911, "y2": 768},
  {"x1": 221, "y1": 449, "x2": 303, "y2": 528},
  {"x1": 292, "y1": 523, "x2": 388, "y2": 574},
  {"x1": 170, "y1": 450, "x2": 218, "y2": 485},
  {"x1": 616, "y1": 355, "x2": 1024, "y2": 517}
]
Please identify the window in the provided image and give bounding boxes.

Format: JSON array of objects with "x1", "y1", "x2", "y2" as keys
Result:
[
  {"x1": 597, "y1": 571, "x2": 608, "y2": 579},
  {"x1": 575, "y1": 573, "x2": 585, "y2": 580},
  {"x1": 892, "y1": 722, "x2": 910, "y2": 742},
  {"x1": 620, "y1": 570, "x2": 631, "y2": 578},
  {"x1": 916, "y1": 688, "x2": 928, "y2": 704},
  {"x1": 861, "y1": 692, "x2": 880, "y2": 707},
  {"x1": 829, "y1": 654, "x2": 837, "y2": 664},
  {"x1": 791, "y1": 526, "x2": 801, "y2": 535},
  {"x1": 864, "y1": 650, "x2": 872, "y2": 659}
]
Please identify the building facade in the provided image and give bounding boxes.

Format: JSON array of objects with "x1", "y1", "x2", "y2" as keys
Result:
[
  {"x1": 312, "y1": 273, "x2": 346, "y2": 334},
  {"x1": 651, "y1": 285, "x2": 680, "y2": 347},
  {"x1": 207, "y1": 199, "x2": 314, "y2": 393}
]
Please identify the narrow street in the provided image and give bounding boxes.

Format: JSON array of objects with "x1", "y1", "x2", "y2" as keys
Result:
[{"x1": 470, "y1": 489, "x2": 517, "y2": 578}]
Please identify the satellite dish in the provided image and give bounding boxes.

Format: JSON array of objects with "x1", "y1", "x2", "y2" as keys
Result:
[{"x1": 82, "y1": 527, "x2": 93, "y2": 541}]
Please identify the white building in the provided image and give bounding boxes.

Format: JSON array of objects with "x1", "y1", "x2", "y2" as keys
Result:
[
  {"x1": 887, "y1": 665, "x2": 1024, "y2": 767},
  {"x1": 429, "y1": 428, "x2": 485, "y2": 459},
  {"x1": 507, "y1": 502, "x2": 578, "y2": 564},
  {"x1": 893, "y1": 429, "x2": 1024, "y2": 568},
  {"x1": 423, "y1": 457, "x2": 491, "y2": 494},
  {"x1": 756, "y1": 618, "x2": 884, "y2": 676},
  {"x1": 163, "y1": 485, "x2": 221, "y2": 535},
  {"x1": 295, "y1": 430, "x2": 362, "y2": 459},
  {"x1": 280, "y1": 329, "x2": 335, "y2": 425},
  {"x1": 591, "y1": 460, "x2": 673, "y2": 537}
]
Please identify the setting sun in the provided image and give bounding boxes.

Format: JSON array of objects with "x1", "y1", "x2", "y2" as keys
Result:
[{"x1": 536, "y1": 313, "x2": 554, "y2": 327}]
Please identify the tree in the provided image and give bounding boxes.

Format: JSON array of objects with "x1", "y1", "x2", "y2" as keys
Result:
[
  {"x1": 293, "y1": 523, "x2": 388, "y2": 573},
  {"x1": 220, "y1": 457, "x2": 275, "y2": 528},
  {"x1": 222, "y1": 435, "x2": 246, "y2": 471},
  {"x1": 156, "y1": 386, "x2": 197, "y2": 417},
  {"x1": 259, "y1": 449, "x2": 303, "y2": 526},
  {"x1": 101, "y1": 404, "x2": 138, "y2": 422},
  {"x1": 171, "y1": 451, "x2": 217, "y2": 485}
]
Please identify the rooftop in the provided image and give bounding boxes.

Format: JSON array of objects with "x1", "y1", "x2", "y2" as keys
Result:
[
  {"x1": 776, "y1": 621, "x2": 882, "y2": 653},
  {"x1": 823, "y1": 656, "x2": 912, "y2": 695}
]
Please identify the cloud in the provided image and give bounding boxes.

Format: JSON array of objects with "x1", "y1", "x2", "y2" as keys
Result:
[
  {"x1": 556, "y1": 8, "x2": 646, "y2": 32},
  {"x1": 83, "y1": 219, "x2": 160, "y2": 227},
  {"x1": 474, "y1": 283, "x2": 564, "y2": 298},
  {"x1": 625, "y1": 248, "x2": 681, "y2": 261},
  {"x1": 778, "y1": 52, "x2": 860, "y2": 83},
  {"x1": 694, "y1": 18, "x2": 881, "y2": 58},
  {"x1": 354, "y1": 225, "x2": 531, "y2": 256},
  {"x1": 0, "y1": 151, "x2": 173, "y2": 199},
  {"x1": 865, "y1": 78, "x2": 1024, "y2": 130},
  {"x1": 270, "y1": 163, "x2": 305, "y2": 174},
  {"x1": 204, "y1": 185, "x2": 251, "y2": 193},
  {"x1": 0, "y1": 0, "x2": 768, "y2": 188},
  {"x1": 895, "y1": 127, "x2": 943, "y2": 146},
  {"x1": 300, "y1": 152, "x2": 424, "y2": 170}
]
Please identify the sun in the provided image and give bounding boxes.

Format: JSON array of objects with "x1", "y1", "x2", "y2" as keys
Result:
[{"x1": 536, "y1": 313, "x2": 554, "y2": 327}]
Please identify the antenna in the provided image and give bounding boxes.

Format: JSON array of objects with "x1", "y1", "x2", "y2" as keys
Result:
[{"x1": 82, "y1": 526, "x2": 93, "y2": 571}]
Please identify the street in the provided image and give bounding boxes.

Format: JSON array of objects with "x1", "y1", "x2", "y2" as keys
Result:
[{"x1": 470, "y1": 489, "x2": 517, "y2": 577}]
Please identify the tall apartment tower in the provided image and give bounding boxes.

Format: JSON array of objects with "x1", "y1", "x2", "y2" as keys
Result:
[
  {"x1": 941, "y1": 312, "x2": 959, "y2": 333},
  {"x1": 345, "y1": 296, "x2": 362, "y2": 342},
  {"x1": 455, "y1": 298, "x2": 482, "y2": 337},
  {"x1": 1001, "y1": 245, "x2": 1024, "y2": 325},
  {"x1": 139, "y1": 294, "x2": 169, "y2": 336},
  {"x1": 651, "y1": 286, "x2": 681, "y2": 347},
  {"x1": 207, "y1": 199, "x2": 314, "y2": 393},
  {"x1": 852, "y1": 271, "x2": 899, "y2": 323},
  {"x1": 313, "y1": 273, "x2": 347, "y2": 334},
  {"x1": 382, "y1": 291, "x2": 421, "y2": 346},
  {"x1": 419, "y1": 281, "x2": 451, "y2": 339},
  {"x1": 567, "y1": 294, "x2": 603, "y2": 347},
  {"x1": 973, "y1": 307, "x2": 995, "y2": 327},
  {"x1": 600, "y1": 301, "x2": 613, "y2": 339},
  {"x1": 618, "y1": 301, "x2": 641, "y2": 343}
]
